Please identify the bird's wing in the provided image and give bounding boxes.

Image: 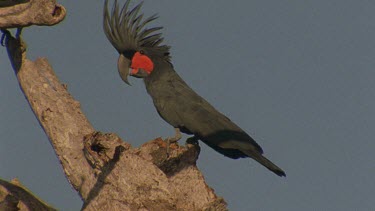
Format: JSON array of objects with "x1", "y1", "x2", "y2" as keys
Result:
[{"x1": 157, "y1": 74, "x2": 264, "y2": 156}]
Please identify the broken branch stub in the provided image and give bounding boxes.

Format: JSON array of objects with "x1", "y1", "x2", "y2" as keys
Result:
[{"x1": 0, "y1": 0, "x2": 66, "y2": 28}]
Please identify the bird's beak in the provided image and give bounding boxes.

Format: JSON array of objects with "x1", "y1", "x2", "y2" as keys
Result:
[{"x1": 117, "y1": 54, "x2": 131, "y2": 85}]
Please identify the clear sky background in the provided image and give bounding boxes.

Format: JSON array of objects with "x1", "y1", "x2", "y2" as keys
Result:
[{"x1": 1, "y1": 0, "x2": 374, "y2": 210}]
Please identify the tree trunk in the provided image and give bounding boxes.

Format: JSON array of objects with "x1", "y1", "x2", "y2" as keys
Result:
[{"x1": 1, "y1": 1, "x2": 227, "y2": 210}]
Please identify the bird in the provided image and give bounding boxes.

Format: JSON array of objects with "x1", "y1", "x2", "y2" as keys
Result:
[{"x1": 103, "y1": 0, "x2": 286, "y2": 177}]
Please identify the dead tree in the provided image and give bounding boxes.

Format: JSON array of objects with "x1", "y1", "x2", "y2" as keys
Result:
[{"x1": 0, "y1": 1, "x2": 227, "y2": 210}]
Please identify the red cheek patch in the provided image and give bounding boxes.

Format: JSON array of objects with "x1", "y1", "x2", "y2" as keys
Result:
[{"x1": 131, "y1": 52, "x2": 154, "y2": 74}]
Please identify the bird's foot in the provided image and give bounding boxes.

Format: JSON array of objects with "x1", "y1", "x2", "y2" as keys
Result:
[
  {"x1": 165, "y1": 128, "x2": 182, "y2": 157},
  {"x1": 186, "y1": 136, "x2": 199, "y2": 146}
]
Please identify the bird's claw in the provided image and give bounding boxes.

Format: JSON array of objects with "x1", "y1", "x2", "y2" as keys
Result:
[
  {"x1": 164, "y1": 128, "x2": 182, "y2": 157},
  {"x1": 165, "y1": 137, "x2": 178, "y2": 157},
  {"x1": 165, "y1": 138, "x2": 172, "y2": 157}
]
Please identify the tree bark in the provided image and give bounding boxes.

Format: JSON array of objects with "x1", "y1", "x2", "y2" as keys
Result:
[
  {"x1": 1, "y1": 2, "x2": 227, "y2": 210},
  {"x1": 0, "y1": 0, "x2": 65, "y2": 28},
  {"x1": 0, "y1": 178, "x2": 56, "y2": 211}
]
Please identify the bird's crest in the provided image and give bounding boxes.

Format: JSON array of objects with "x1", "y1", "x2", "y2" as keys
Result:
[{"x1": 103, "y1": 0, "x2": 170, "y2": 57}]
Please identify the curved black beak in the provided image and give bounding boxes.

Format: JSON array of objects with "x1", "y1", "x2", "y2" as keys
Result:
[{"x1": 117, "y1": 54, "x2": 131, "y2": 85}]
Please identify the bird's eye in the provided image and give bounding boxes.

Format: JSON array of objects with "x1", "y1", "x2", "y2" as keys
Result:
[{"x1": 139, "y1": 50, "x2": 145, "y2": 54}]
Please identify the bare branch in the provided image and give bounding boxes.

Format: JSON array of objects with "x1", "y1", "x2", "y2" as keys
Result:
[
  {"x1": 0, "y1": 178, "x2": 56, "y2": 211},
  {"x1": 2, "y1": 30, "x2": 97, "y2": 201},
  {"x1": 0, "y1": 0, "x2": 65, "y2": 28},
  {"x1": 2, "y1": 24, "x2": 227, "y2": 211}
]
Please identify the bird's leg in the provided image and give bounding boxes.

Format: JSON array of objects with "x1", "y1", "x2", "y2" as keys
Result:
[
  {"x1": 165, "y1": 127, "x2": 182, "y2": 156},
  {"x1": 186, "y1": 135, "x2": 199, "y2": 145},
  {"x1": 16, "y1": 27, "x2": 23, "y2": 39}
]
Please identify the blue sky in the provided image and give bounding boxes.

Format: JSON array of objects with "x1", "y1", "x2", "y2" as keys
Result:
[{"x1": 1, "y1": 1, "x2": 375, "y2": 210}]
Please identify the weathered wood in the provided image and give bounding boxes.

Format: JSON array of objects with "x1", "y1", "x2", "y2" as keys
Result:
[
  {"x1": 0, "y1": 178, "x2": 56, "y2": 211},
  {"x1": 0, "y1": 0, "x2": 65, "y2": 28},
  {"x1": 2, "y1": 26, "x2": 227, "y2": 210}
]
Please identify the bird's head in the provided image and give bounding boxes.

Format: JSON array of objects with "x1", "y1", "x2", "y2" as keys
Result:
[{"x1": 103, "y1": 0, "x2": 170, "y2": 85}]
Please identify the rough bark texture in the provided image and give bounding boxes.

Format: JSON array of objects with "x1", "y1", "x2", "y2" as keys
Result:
[
  {"x1": 1, "y1": 4, "x2": 228, "y2": 210},
  {"x1": 0, "y1": 0, "x2": 66, "y2": 28},
  {"x1": 0, "y1": 178, "x2": 56, "y2": 211}
]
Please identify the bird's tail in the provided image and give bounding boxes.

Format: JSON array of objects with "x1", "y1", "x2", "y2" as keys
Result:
[{"x1": 247, "y1": 151, "x2": 286, "y2": 177}]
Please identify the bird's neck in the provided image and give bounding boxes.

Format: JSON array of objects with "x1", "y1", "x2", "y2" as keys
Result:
[{"x1": 144, "y1": 59, "x2": 175, "y2": 86}]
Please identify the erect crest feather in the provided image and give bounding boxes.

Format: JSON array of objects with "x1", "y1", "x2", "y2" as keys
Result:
[{"x1": 103, "y1": 0, "x2": 170, "y2": 56}]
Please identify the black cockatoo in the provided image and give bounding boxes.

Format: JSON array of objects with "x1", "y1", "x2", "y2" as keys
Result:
[{"x1": 103, "y1": 0, "x2": 286, "y2": 177}]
